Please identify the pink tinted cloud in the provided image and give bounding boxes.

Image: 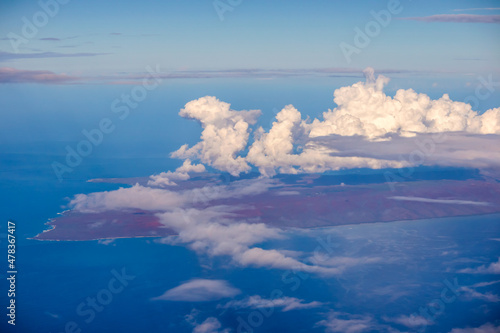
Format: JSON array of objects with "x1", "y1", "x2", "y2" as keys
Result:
[
  {"x1": 399, "y1": 14, "x2": 500, "y2": 23},
  {"x1": 0, "y1": 67, "x2": 79, "y2": 84}
]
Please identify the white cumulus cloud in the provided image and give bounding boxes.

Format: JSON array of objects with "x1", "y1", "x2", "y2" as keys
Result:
[
  {"x1": 171, "y1": 96, "x2": 261, "y2": 176},
  {"x1": 192, "y1": 317, "x2": 229, "y2": 333},
  {"x1": 148, "y1": 159, "x2": 206, "y2": 187},
  {"x1": 171, "y1": 68, "x2": 500, "y2": 177},
  {"x1": 308, "y1": 68, "x2": 499, "y2": 139}
]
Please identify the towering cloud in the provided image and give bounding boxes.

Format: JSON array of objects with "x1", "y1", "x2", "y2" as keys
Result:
[
  {"x1": 166, "y1": 68, "x2": 500, "y2": 178},
  {"x1": 246, "y1": 102, "x2": 407, "y2": 177},
  {"x1": 246, "y1": 104, "x2": 308, "y2": 176},
  {"x1": 171, "y1": 96, "x2": 261, "y2": 176},
  {"x1": 308, "y1": 67, "x2": 499, "y2": 138}
]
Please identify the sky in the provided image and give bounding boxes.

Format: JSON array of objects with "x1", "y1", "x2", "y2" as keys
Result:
[
  {"x1": 0, "y1": 0, "x2": 499, "y2": 79},
  {"x1": 0, "y1": 0, "x2": 499, "y2": 175}
]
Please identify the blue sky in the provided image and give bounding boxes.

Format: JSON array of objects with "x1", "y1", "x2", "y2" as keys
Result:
[
  {"x1": 0, "y1": 0, "x2": 499, "y2": 78},
  {"x1": 0, "y1": 0, "x2": 499, "y2": 159}
]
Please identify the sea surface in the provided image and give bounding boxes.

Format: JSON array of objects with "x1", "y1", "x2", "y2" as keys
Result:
[{"x1": 1, "y1": 149, "x2": 499, "y2": 333}]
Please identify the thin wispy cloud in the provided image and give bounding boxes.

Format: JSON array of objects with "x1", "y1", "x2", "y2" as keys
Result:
[
  {"x1": 219, "y1": 295, "x2": 324, "y2": 312},
  {"x1": 383, "y1": 314, "x2": 433, "y2": 328},
  {"x1": 317, "y1": 312, "x2": 376, "y2": 333},
  {"x1": 163, "y1": 67, "x2": 411, "y2": 79},
  {"x1": 453, "y1": 8, "x2": 500, "y2": 12},
  {"x1": 0, "y1": 66, "x2": 427, "y2": 85},
  {"x1": 470, "y1": 280, "x2": 500, "y2": 288},
  {"x1": 389, "y1": 196, "x2": 491, "y2": 206},
  {"x1": 460, "y1": 286, "x2": 500, "y2": 302},
  {"x1": 459, "y1": 257, "x2": 500, "y2": 274},
  {"x1": 0, "y1": 67, "x2": 79, "y2": 84},
  {"x1": 39, "y1": 38, "x2": 61, "y2": 41},
  {"x1": 151, "y1": 279, "x2": 241, "y2": 302},
  {"x1": 449, "y1": 323, "x2": 500, "y2": 333},
  {"x1": 37, "y1": 35, "x2": 80, "y2": 41},
  {"x1": 398, "y1": 14, "x2": 500, "y2": 24},
  {"x1": 0, "y1": 66, "x2": 435, "y2": 85},
  {"x1": 103, "y1": 67, "x2": 415, "y2": 83},
  {"x1": 0, "y1": 51, "x2": 110, "y2": 62},
  {"x1": 0, "y1": 67, "x2": 412, "y2": 85}
]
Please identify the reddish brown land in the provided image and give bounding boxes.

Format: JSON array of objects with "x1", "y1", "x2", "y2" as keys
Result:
[{"x1": 34, "y1": 175, "x2": 500, "y2": 241}]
